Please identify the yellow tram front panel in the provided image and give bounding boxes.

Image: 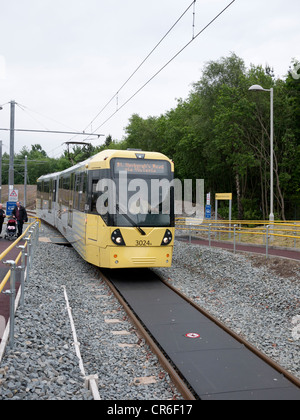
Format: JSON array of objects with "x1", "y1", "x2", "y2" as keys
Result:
[
  {"x1": 101, "y1": 244, "x2": 173, "y2": 269},
  {"x1": 105, "y1": 226, "x2": 174, "y2": 268},
  {"x1": 85, "y1": 214, "x2": 174, "y2": 268}
]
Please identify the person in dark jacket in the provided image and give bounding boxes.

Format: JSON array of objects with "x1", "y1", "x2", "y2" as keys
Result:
[
  {"x1": 12, "y1": 201, "x2": 28, "y2": 237},
  {"x1": 0, "y1": 203, "x2": 6, "y2": 238}
]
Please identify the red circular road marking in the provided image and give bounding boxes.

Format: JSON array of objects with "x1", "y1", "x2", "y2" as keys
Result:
[{"x1": 185, "y1": 333, "x2": 200, "y2": 338}]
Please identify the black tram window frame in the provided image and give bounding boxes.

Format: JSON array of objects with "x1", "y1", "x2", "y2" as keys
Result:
[
  {"x1": 73, "y1": 173, "x2": 80, "y2": 211},
  {"x1": 62, "y1": 175, "x2": 71, "y2": 207},
  {"x1": 73, "y1": 171, "x2": 86, "y2": 212},
  {"x1": 79, "y1": 172, "x2": 87, "y2": 213},
  {"x1": 87, "y1": 169, "x2": 111, "y2": 224},
  {"x1": 37, "y1": 181, "x2": 42, "y2": 195},
  {"x1": 110, "y1": 158, "x2": 174, "y2": 228},
  {"x1": 52, "y1": 179, "x2": 57, "y2": 203}
]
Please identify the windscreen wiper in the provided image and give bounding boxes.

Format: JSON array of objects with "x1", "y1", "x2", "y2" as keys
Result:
[
  {"x1": 136, "y1": 226, "x2": 146, "y2": 236},
  {"x1": 116, "y1": 205, "x2": 146, "y2": 236}
]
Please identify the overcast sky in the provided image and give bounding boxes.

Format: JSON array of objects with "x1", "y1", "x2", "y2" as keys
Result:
[{"x1": 0, "y1": 0, "x2": 299, "y2": 158}]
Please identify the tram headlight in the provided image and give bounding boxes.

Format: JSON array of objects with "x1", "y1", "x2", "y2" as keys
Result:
[
  {"x1": 161, "y1": 229, "x2": 172, "y2": 246},
  {"x1": 111, "y1": 229, "x2": 126, "y2": 246}
]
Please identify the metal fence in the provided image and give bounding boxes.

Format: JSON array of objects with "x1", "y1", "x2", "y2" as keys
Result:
[
  {"x1": 176, "y1": 218, "x2": 300, "y2": 257},
  {"x1": 0, "y1": 219, "x2": 40, "y2": 355}
]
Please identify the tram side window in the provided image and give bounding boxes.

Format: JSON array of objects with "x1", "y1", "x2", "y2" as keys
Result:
[
  {"x1": 44, "y1": 181, "x2": 49, "y2": 200},
  {"x1": 58, "y1": 177, "x2": 63, "y2": 201},
  {"x1": 91, "y1": 179, "x2": 99, "y2": 214},
  {"x1": 79, "y1": 172, "x2": 87, "y2": 212},
  {"x1": 73, "y1": 174, "x2": 80, "y2": 210},
  {"x1": 90, "y1": 170, "x2": 111, "y2": 224},
  {"x1": 62, "y1": 175, "x2": 70, "y2": 206},
  {"x1": 52, "y1": 180, "x2": 57, "y2": 202},
  {"x1": 37, "y1": 181, "x2": 42, "y2": 210},
  {"x1": 73, "y1": 172, "x2": 87, "y2": 212},
  {"x1": 58, "y1": 177, "x2": 63, "y2": 218},
  {"x1": 37, "y1": 182, "x2": 42, "y2": 199}
]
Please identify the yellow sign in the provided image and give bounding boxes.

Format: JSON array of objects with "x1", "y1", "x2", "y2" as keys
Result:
[{"x1": 215, "y1": 193, "x2": 232, "y2": 200}]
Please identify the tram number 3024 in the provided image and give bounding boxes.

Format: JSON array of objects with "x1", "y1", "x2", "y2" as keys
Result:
[{"x1": 136, "y1": 240, "x2": 152, "y2": 247}]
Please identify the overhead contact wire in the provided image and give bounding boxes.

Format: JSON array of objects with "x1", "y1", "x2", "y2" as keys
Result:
[
  {"x1": 91, "y1": 0, "x2": 236, "y2": 133},
  {"x1": 83, "y1": 1, "x2": 197, "y2": 133}
]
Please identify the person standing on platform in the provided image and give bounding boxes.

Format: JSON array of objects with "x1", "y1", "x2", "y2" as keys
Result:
[
  {"x1": 0, "y1": 204, "x2": 6, "y2": 238},
  {"x1": 12, "y1": 201, "x2": 28, "y2": 237}
]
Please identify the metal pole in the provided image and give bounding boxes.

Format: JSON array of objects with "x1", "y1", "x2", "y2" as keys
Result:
[
  {"x1": 3, "y1": 260, "x2": 17, "y2": 348},
  {"x1": 17, "y1": 245, "x2": 26, "y2": 307},
  {"x1": 229, "y1": 199, "x2": 232, "y2": 239},
  {"x1": 269, "y1": 88, "x2": 274, "y2": 222},
  {"x1": 24, "y1": 155, "x2": 27, "y2": 207},
  {"x1": 233, "y1": 224, "x2": 237, "y2": 254},
  {"x1": 24, "y1": 235, "x2": 32, "y2": 284},
  {"x1": 9, "y1": 262, "x2": 16, "y2": 348},
  {"x1": 26, "y1": 235, "x2": 33, "y2": 269},
  {"x1": 215, "y1": 199, "x2": 218, "y2": 239},
  {"x1": 9, "y1": 100, "x2": 16, "y2": 190},
  {"x1": 266, "y1": 225, "x2": 269, "y2": 258}
]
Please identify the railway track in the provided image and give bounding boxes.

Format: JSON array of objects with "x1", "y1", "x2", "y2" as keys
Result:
[{"x1": 102, "y1": 268, "x2": 300, "y2": 400}]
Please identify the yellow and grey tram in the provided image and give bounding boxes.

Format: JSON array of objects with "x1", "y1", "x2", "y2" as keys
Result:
[{"x1": 37, "y1": 149, "x2": 175, "y2": 268}]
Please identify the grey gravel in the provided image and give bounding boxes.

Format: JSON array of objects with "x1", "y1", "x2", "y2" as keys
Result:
[
  {"x1": 156, "y1": 240, "x2": 300, "y2": 380},
  {"x1": 1, "y1": 223, "x2": 299, "y2": 400},
  {"x1": 0, "y1": 223, "x2": 181, "y2": 400}
]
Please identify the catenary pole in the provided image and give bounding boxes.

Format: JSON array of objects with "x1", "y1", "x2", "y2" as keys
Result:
[{"x1": 9, "y1": 100, "x2": 16, "y2": 191}]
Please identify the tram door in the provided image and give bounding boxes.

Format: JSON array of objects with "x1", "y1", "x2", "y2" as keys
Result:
[
  {"x1": 52, "y1": 179, "x2": 58, "y2": 225},
  {"x1": 48, "y1": 180, "x2": 52, "y2": 213},
  {"x1": 68, "y1": 174, "x2": 74, "y2": 228}
]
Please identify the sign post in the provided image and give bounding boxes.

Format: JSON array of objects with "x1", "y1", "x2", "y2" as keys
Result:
[
  {"x1": 6, "y1": 189, "x2": 18, "y2": 217},
  {"x1": 205, "y1": 192, "x2": 211, "y2": 219},
  {"x1": 215, "y1": 193, "x2": 233, "y2": 239},
  {"x1": 6, "y1": 202, "x2": 16, "y2": 217},
  {"x1": 8, "y1": 189, "x2": 18, "y2": 202},
  {"x1": 205, "y1": 205, "x2": 211, "y2": 219}
]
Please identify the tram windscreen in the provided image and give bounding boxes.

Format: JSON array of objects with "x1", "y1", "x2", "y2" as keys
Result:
[{"x1": 111, "y1": 158, "x2": 174, "y2": 228}]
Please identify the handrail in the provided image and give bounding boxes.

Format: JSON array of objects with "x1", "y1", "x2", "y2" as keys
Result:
[
  {"x1": 175, "y1": 218, "x2": 300, "y2": 250},
  {"x1": 0, "y1": 219, "x2": 40, "y2": 352},
  {"x1": 176, "y1": 225, "x2": 300, "y2": 239},
  {"x1": 0, "y1": 222, "x2": 36, "y2": 293},
  {"x1": 0, "y1": 252, "x2": 22, "y2": 294},
  {"x1": 176, "y1": 217, "x2": 300, "y2": 227}
]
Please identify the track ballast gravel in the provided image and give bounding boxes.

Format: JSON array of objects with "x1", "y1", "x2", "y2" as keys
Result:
[
  {"x1": 156, "y1": 241, "x2": 300, "y2": 380},
  {"x1": 0, "y1": 222, "x2": 299, "y2": 400}
]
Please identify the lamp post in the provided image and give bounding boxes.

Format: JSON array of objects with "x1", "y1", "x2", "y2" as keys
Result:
[{"x1": 249, "y1": 85, "x2": 274, "y2": 222}]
